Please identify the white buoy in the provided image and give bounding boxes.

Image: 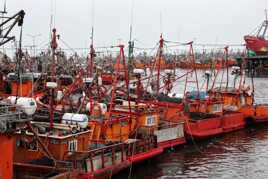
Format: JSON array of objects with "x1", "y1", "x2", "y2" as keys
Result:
[
  {"x1": 133, "y1": 68, "x2": 145, "y2": 75},
  {"x1": 83, "y1": 77, "x2": 93, "y2": 84},
  {"x1": 98, "y1": 76, "x2": 103, "y2": 86},
  {"x1": 8, "y1": 96, "x2": 37, "y2": 115},
  {"x1": 168, "y1": 93, "x2": 184, "y2": 98},
  {"x1": 205, "y1": 70, "x2": 211, "y2": 76},
  {"x1": 46, "y1": 82, "x2": 58, "y2": 89},
  {"x1": 56, "y1": 90, "x2": 64, "y2": 101},
  {"x1": 164, "y1": 69, "x2": 173, "y2": 74},
  {"x1": 85, "y1": 102, "x2": 92, "y2": 112},
  {"x1": 98, "y1": 103, "x2": 107, "y2": 115}
]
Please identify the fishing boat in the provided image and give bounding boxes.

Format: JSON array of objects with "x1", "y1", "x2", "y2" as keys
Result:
[
  {"x1": 183, "y1": 46, "x2": 250, "y2": 140},
  {"x1": 244, "y1": 11, "x2": 268, "y2": 55},
  {"x1": 3, "y1": 4, "x2": 268, "y2": 178},
  {"x1": 132, "y1": 35, "x2": 186, "y2": 148},
  {"x1": 6, "y1": 28, "x2": 168, "y2": 179},
  {"x1": 252, "y1": 105, "x2": 268, "y2": 123},
  {"x1": 244, "y1": 36, "x2": 268, "y2": 55}
]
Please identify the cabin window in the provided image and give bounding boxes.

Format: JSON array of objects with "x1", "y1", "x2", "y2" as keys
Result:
[
  {"x1": 28, "y1": 140, "x2": 38, "y2": 151},
  {"x1": 51, "y1": 139, "x2": 60, "y2": 144},
  {"x1": 68, "y1": 139, "x2": 78, "y2": 152},
  {"x1": 16, "y1": 139, "x2": 38, "y2": 151},
  {"x1": 212, "y1": 104, "x2": 222, "y2": 113},
  {"x1": 146, "y1": 116, "x2": 156, "y2": 126},
  {"x1": 120, "y1": 121, "x2": 128, "y2": 126}
]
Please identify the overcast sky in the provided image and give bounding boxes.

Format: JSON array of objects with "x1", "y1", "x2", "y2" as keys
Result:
[{"x1": 2, "y1": 0, "x2": 268, "y2": 54}]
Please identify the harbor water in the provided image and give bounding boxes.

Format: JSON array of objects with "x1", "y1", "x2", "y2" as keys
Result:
[{"x1": 116, "y1": 125, "x2": 268, "y2": 179}]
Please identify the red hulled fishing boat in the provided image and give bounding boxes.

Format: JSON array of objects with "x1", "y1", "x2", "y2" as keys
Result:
[
  {"x1": 244, "y1": 11, "x2": 268, "y2": 55},
  {"x1": 184, "y1": 47, "x2": 250, "y2": 140}
]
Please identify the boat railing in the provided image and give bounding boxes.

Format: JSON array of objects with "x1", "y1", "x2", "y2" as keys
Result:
[
  {"x1": 0, "y1": 102, "x2": 32, "y2": 133},
  {"x1": 67, "y1": 136, "x2": 157, "y2": 174},
  {"x1": 158, "y1": 121, "x2": 184, "y2": 129},
  {"x1": 255, "y1": 97, "x2": 268, "y2": 105}
]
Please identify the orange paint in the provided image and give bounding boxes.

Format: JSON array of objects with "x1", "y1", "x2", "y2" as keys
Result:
[
  {"x1": 14, "y1": 131, "x2": 91, "y2": 162},
  {"x1": 185, "y1": 116, "x2": 223, "y2": 139},
  {"x1": 256, "y1": 105, "x2": 268, "y2": 117},
  {"x1": 239, "y1": 105, "x2": 255, "y2": 117},
  {"x1": 137, "y1": 112, "x2": 159, "y2": 129},
  {"x1": 11, "y1": 81, "x2": 33, "y2": 97},
  {"x1": 0, "y1": 135, "x2": 13, "y2": 179},
  {"x1": 222, "y1": 112, "x2": 245, "y2": 132}
]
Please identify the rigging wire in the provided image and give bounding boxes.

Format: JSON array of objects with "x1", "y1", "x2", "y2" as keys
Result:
[
  {"x1": 59, "y1": 38, "x2": 77, "y2": 54},
  {"x1": 165, "y1": 40, "x2": 245, "y2": 47}
]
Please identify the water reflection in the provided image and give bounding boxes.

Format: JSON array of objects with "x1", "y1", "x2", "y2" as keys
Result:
[{"x1": 115, "y1": 126, "x2": 268, "y2": 179}]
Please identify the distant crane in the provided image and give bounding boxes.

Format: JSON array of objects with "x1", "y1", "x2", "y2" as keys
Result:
[{"x1": 0, "y1": 8, "x2": 25, "y2": 46}]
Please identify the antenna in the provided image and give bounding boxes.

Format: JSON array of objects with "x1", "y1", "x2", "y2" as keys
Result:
[
  {"x1": 90, "y1": 0, "x2": 95, "y2": 43},
  {"x1": 265, "y1": 9, "x2": 267, "y2": 21},
  {"x1": 49, "y1": 14, "x2": 53, "y2": 48},
  {"x1": 129, "y1": 0, "x2": 134, "y2": 42},
  {"x1": 89, "y1": 0, "x2": 94, "y2": 49},
  {"x1": 3, "y1": 0, "x2": 7, "y2": 13},
  {"x1": 127, "y1": 0, "x2": 135, "y2": 72},
  {"x1": 0, "y1": 0, "x2": 7, "y2": 14},
  {"x1": 49, "y1": 0, "x2": 55, "y2": 49},
  {"x1": 88, "y1": 0, "x2": 95, "y2": 77},
  {"x1": 262, "y1": 9, "x2": 268, "y2": 38},
  {"x1": 160, "y1": 12, "x2": 163, "y2": 34},
  {"x1": 91, "y1": 27, "x2": 94, "y2": 45},
  {"x1": 128, "y1": 0, "x2": 134, "y2": 65}
]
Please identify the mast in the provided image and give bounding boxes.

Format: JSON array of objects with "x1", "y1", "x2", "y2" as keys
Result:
[
  {"x1": 88, "y1": 27, "x2": 95, "y2": 77},
  {"x1": 190, "y1": 42, "x2": 200, "y2": 97},
  {"x1": 49, "y1": 28, "x2": 57, "y2": 129},
  {"x1": 51, "y1": 28, "x2": 57, "y2": 81},
  {"x1": 224, "y1": 46, "x2": 229, "y2": 90},
  {"x1": 263, "y1": 9, "x2": 268, "y2": 38},
  {"x1": 107, "y1": 45, "x2": 132, "y2": 119},
  {"x1": 257, "y1": 9, "x2": 268, "y2": 38},
  {"x1": 128, "y1": 25, "x2": 134, "y2": 71},
  {"x1": 128, "y1": 0, "x2": 134, "y2": 71},
  {"x1": 88, "y1": 0, "x2": 95, "y2": 78},
  {"x1": 0, "y1": 1, "x2": 7, "y2": 50},
  {"x1": 156, "y1": 34, "x2": 164, "y2": 95},
  {"x1": 0, "y1": 0, "x2": 7, "y2": 14},
  {"x1": 121, "y1": 45, "x2": 132, "y2": 116},
  {"x1": 265, "y1": 9, "x2": 268, "y2": 22}
]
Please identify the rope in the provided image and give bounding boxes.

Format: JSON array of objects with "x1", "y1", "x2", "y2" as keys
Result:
[{"x1": 128, "y1": 123, "x2": 139, "y2": 179}]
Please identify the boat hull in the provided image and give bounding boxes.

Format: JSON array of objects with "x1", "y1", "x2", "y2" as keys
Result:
[
  {"x1": 244, "y1": 35, "x2": 268, "y2": 55},
  {"x1": 185, "y1": 116, "x2": 223, "y2": 140},
  {"x1": 252, "y1": 105, "x2": 268, "y2": 123},
  {"x1": 185, "y1": 112, "x2": 246, "y2": 140},
  {"x1": 158, "y1": 138, "x2": 186, "y2": 149},
  {"x1": 222, "y1": 112, "x2": 245, "y2": 133}
]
